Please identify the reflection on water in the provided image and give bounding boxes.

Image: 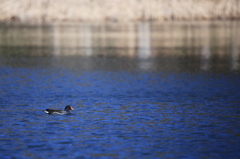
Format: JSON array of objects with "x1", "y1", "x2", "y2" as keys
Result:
[
  {"x1": 0, "y1": 21, "x2": 239, "y2": 72},
  {"x1": 0, "y1": 21, "x2": 240, "y2": 158}
]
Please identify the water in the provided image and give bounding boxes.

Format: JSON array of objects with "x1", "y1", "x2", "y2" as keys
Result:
[{"x1": 0, "y1": 21, "x2": 240, "y2": 158}]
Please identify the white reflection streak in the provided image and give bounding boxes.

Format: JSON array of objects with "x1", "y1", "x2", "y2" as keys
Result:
[
  {"x1": 53, "y1": 24, "x2": 60, "y2": 56},
  {"x1": 82, "y1": 25, "x2": 92, "y2": 56},
  {"x1": 201, "y1": 45, "x2": 210, "y2": 70},
  {"x1": 137, "y1": 23, "x2": 152, "y2": 70},
  {"x1": 200, "y1": 24, "x2": 211, "y2": 71},
  {"x1": 138, "y1": 23, "x2": 151, "y2": 59}
]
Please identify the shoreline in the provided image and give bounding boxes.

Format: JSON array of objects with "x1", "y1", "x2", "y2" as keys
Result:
[{"x1": 0, "y1": 0, "x2": 239, "y2": 23}]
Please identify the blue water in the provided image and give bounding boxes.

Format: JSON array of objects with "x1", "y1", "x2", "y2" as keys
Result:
[{"x1": 0, "y1": 55, "x2": 240, "y2": 159}]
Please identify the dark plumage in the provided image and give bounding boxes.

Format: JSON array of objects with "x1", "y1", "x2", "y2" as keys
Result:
[{"x1": 43, "y1": 105, "x2": 74, "y2": 115}]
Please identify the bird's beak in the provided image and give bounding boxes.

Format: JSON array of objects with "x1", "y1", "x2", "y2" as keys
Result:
[{"x1": 71, "y1": 106, "x2": 74, "y2": 110}]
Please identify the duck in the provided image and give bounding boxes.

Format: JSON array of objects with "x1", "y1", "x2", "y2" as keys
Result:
[{"x1": 43, "y1": 105, "x2": 74, "y2": 115}]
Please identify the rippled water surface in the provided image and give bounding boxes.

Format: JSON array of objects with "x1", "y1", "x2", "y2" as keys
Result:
[{"x1": 0, "y1": 21, "x2": 240, "y2": 158}]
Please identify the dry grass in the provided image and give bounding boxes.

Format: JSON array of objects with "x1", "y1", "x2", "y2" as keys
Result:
[{"x1": 0, "y1": 0, "x2": 239, "y2": 22}]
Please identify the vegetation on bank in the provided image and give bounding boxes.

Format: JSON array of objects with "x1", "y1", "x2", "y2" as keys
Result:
[{"x1": 0, "y1": 0, "x2": 239, "y2": 22}]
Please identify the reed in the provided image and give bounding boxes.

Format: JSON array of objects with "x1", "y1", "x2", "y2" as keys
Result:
[{"x1": 0, "y1": 0, "x2": 239, "y2": 22}]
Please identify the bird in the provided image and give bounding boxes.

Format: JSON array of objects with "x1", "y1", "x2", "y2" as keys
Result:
[{"x1": 43, "y1": 105, "x2": 74, "y2": 115}]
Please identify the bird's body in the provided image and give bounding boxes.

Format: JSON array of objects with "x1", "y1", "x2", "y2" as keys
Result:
[{"x1": 43, "y1": 105, "x2": 74, "y2": 115}]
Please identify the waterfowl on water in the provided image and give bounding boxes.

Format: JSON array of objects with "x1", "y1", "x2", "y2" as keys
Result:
[{"x1": 43, "y1": 105, "x2": 74, "y2": 115}]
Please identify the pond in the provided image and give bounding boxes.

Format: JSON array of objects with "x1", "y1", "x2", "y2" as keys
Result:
[{"x1": 0, "y1": 21, "x2": 240, "y2": 158}]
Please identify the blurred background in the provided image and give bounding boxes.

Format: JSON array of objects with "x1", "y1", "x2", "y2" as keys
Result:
[
  {"x1": 0, "y1": 0, "x2": 240, "y2": 159},
  {"x1": 0, "y1": 0, "x2": 239, "y2": 22}
]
